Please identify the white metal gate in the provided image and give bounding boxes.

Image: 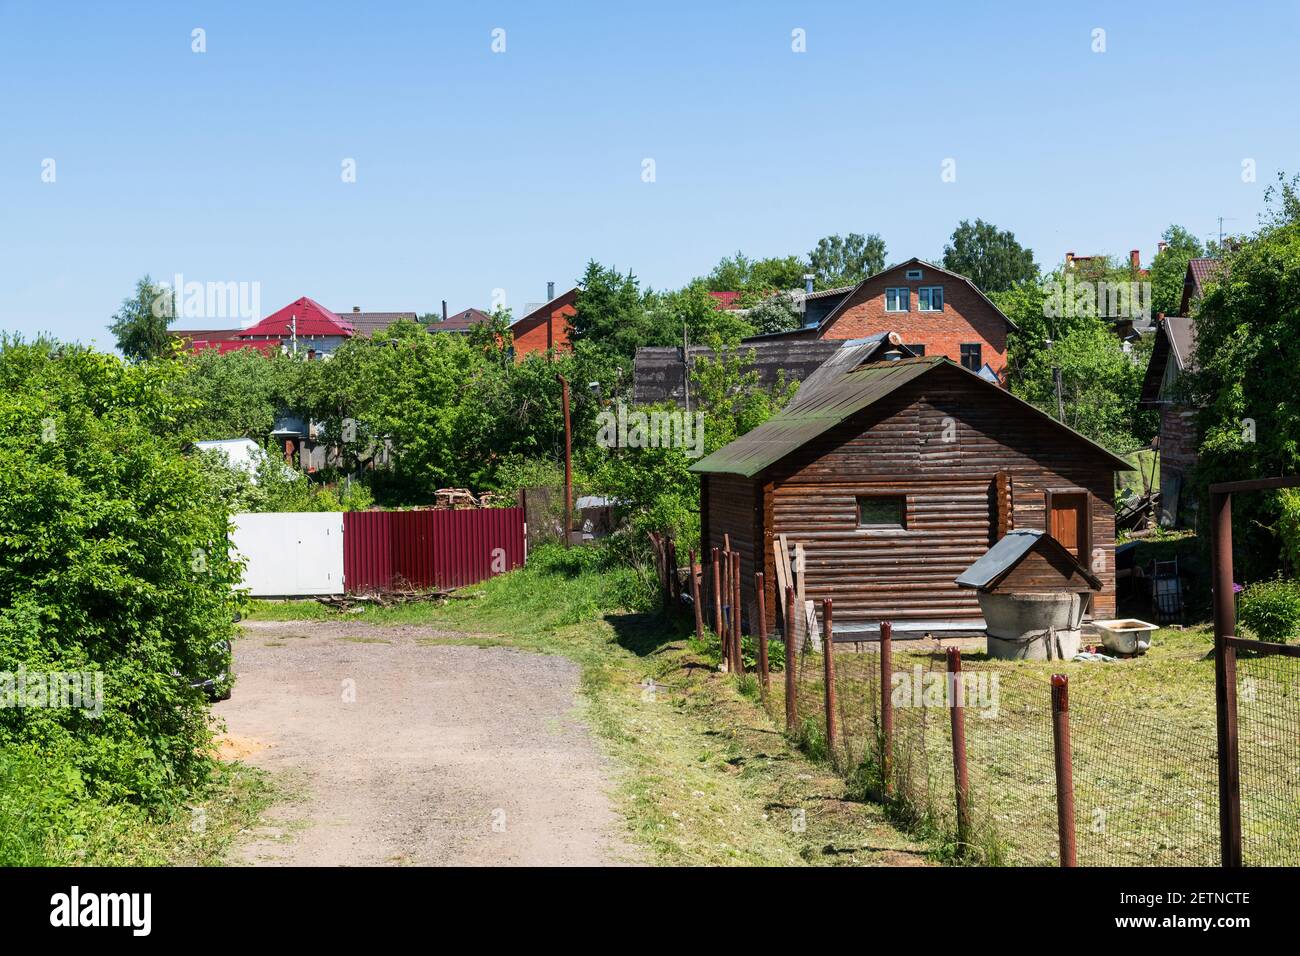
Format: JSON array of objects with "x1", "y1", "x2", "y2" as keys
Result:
[{"x1": 230, "y1": 512, "x2": 344, "y2": 596}]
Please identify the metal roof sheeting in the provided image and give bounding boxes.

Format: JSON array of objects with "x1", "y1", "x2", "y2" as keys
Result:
[
  {"x1": 690, "y1": 341, "x2": 1135, "y2": 478},
  {"x1": 954, "y1": 529, "x2": 1044, "y2": 589}
]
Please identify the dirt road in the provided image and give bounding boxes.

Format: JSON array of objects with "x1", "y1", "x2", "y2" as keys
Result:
[{"x1": 216, "y1": 620, "x2": 633, "y2": 866}]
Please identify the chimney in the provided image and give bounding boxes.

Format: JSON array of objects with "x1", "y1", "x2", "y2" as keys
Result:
[
  {"x1": 1065, "y1": 251, "x2": 1075, "y2": 267},
  {"x1": 547, "y1": 281, "x2": 555, "y2": 301},
  {"x1": 803, "y1": 273, "x2": 814, "y2": 295},
  {"x1": 1157, "y1": 240, "x2": 1168, "y2": 255},
  {"x1": 1130, "y1": 249, "x2": 1141, "y2": 271},
  {"x1": 882, "y1": 349, "x2": 904, "y2": 362},
  {"x1": 442, "y1": 299, "x2": 448, "y2": 321},
  {"x1": 352, "y1": 306, "x2": 360, "y2": 313}
]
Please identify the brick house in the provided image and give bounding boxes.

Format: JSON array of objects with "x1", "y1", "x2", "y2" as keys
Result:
[
  {"x1": 744, "y1": 259, "x2": 1015, "y2": 382},
  {"x1": 511, "y1": 285, "x2": 576, "y2": 360}
]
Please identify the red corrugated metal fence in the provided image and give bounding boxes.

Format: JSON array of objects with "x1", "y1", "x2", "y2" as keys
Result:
[{"x1": 343, "y1": 507, "x2": 526, "y2": 593}]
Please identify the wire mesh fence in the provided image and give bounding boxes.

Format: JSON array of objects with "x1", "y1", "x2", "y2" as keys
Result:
[
  {"x1": 753, "y1": 623, "x2": 1297, "y2": 867},
  {"x1": 1236, "y1": 651, "x2": 1300, "y2": 865}
]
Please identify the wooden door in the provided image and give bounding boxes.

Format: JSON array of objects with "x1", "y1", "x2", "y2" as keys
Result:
[{"x1": 1048, "y1": 493, "x2": 1088, "y2": 563}]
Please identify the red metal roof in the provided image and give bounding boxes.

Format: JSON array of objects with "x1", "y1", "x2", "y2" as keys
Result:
[
  {"x1": 708, "y1": 291, "x2": 743, "y2": 310},
  {"x1": 238, "y1": 297, "x2": 355, "y2": 339}
]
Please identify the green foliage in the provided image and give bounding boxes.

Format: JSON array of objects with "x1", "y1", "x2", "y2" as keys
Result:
[
  {"x1": 743, "y1": 292, "x2": 804, "y2": 336},
  {"x1": 700, "y1": 251, "x2": 806, "y2": 294},
  {"x1": 1185, "y1": 175, "x2": 1300, "y2": 574},
  {"x1": 173, "y1": 347, "x2": 317, "y2": 441},
  {"x1": 109, "y1": 275, "x2": 177, "y2": 362},
  {"x1": 808, "y1": 233, "x2": 886, "y2": 288},
  {"x1": 0, "y1": 338, "x2": 242, "y2": 804},
  {"x1": 1238, "y1": 578, "x2": 1300, "y2": 643},
  {"x1": 1148, "y1": 224, "x2": 1205, "y2": 316},
  {"x1": 1011, "y1": 320, "x2": 1153, "y2": 452},
  {"x1": 942, "y1": 219, "x2": 1038, "y2": 294}
]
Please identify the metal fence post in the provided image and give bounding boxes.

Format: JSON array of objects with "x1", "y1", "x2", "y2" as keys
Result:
[
  {"x1": 784, "y1": 585, "x2": 798, "y2": 733},
  {"x1": 880, "y1": 620, "x2": 894, "y2": 795},
  {"x1": 711, "y1": 547, "x2": 723, "y2": 647},
  {"x1": 731, "y1": 552, "x2": 745, "y2": 674},
  {"x1": 947, "y1": 647, "x2": 970, "y2": 850},
  {"x1": 822, "y1": 598, "x2": 838, "y2": 763},
  {"x1": 1212, "y1": 489, "x2": 1243, "y2": 867},
  {"x1": 688, "y1": 549, "x2": 703, "y2": 642},
  {"x1": 1051, "y1": 674, "x2": 1077, "y2": 867},
  {"x1": 755, "y1": 572, "x2": 769, "y2": 693}
]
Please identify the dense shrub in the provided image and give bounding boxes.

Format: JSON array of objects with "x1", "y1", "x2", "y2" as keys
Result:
[
  {"x1": 1238, "y1": 578, "x2": 1300, "y2": 643},
  {"x1": 0, "y1": 340, "x2": 243, "y2": 803}
]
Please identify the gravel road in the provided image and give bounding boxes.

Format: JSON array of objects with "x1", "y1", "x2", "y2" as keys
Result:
[{"x1": 215, "y1": 620, "x2": 633, "y2": 866}]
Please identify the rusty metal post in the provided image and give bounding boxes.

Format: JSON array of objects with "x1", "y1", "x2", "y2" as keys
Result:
[
  {"x1": 731, "y1": 551, "x2": 745, "y2": 674},
  {"x1": 879, "y1": 620, "x2": 894, "y2": 794},
  {"x1": 822, "y1": 598, "x2": 838, "y2": 763},
  {"x1": 755, "y1": 572, "x2": 770, "y2": 692},
  {"x1": 784, "y1": 585, "x2": 798, "y2": 733},
  {"x1": 1051, "y1": 674, "x2": 1077, "y2": 867},
  {"x1": 710, "y1": 547, "x2": 723, "y2": 644},
  {"x1": 688, "y1": 549, "x2": 703, "y2": 641},
  {"x1": 558, "y1": 374, "x2": 572, "y2": 548},
  {"x1": 947, "y1": 647, "x2": 970, "y2": 849},
  {"x1": 1212, "y1": 489, "x2": 1242, "y2": 867}
]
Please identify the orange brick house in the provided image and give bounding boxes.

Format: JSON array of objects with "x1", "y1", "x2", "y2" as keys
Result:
[
  {"x1": 510, "y1": 286, "x2": 576, "y2": 361},
  {"x1": 748, "y1": 258, "x2": 1016, "y2": 382}
]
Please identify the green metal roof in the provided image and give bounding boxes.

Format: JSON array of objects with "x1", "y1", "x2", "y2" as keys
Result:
[{"x1": 690, "y1": 352, "x2": 1134, "y2": 478}]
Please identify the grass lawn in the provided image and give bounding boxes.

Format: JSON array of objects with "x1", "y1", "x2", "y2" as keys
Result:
[{"x1": 768, "y1": 624, "x2": 1298, "y2": 867}]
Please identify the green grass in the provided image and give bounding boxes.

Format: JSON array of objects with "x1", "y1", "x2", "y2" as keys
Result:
[
  {"x1": 0, "y1": 748, "x2": 277, "y2": 866},
  {"x1": 248, "y1": 548, "x2": 929, "y2": 866},
  {"x1": 765, "y1": 625, "x2": 1300, "y2": 867}
]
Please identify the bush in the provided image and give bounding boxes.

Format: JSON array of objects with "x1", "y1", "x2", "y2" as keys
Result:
[
  {"x1": 1238, "y1": 578, "x2": 1300, "y2": 643},
  {"x1": 0, "y1": 340, "x2": 244, "y2": 804}
]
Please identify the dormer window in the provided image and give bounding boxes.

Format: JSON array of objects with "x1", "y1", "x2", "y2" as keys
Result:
[
  {"x1": 885, "y1": 287, "x2": 910, "y2": 312},
  {"x1": 918, "y1": 286, "x2": 944, "y2": 311},
  {"x1": 905, "y1": 268, "x2": 923, "y2": 281}
]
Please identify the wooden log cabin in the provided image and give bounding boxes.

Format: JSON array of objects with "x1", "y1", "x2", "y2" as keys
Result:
[{"x1": 690, "y1": 338, "x2": 1133, "y2": 640}]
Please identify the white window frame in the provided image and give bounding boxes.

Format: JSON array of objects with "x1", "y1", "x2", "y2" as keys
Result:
[
  {"x1": 885, "y1": 287, "x2": 910, "y2": 312},
  {"x1": 918, "y1": 286, "x2": 944, "y2": 311}
]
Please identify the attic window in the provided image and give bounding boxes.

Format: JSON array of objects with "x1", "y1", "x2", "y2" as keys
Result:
[
  {"x1": 857, "y1": 495, "x2": 906, "y2": 529},
  {"x1": 905, "y1": 268, "x2": 923, "y2": 280}
]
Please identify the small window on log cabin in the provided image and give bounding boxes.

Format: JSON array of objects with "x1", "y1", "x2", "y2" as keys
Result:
[{"x1": 857, "y1": 495, "x2": 906, "y2": 529}]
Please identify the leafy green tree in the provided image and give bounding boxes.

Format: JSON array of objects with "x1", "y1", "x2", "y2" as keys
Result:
[
  {"x1": 109, "y1": 275, "x2": 178, "y2": 361},
  {"x1": 942, "y1": 219, "x2": 1038, "y2": 294},
  {"x1": 700, "y1": 252, "x2": 806, "y2": 293},
  {"x1": 1011, "y1": 321, "x2": 1153, "y2": 453},
  {"x1": 1185, "y1": 175, "x2": 1300, "y2": 576},
  {"x1": 742, "y1": 291, "x2": 804, "y2": 336},
  {"x1": 1149, "y1": 224, "x2": 1205, "y2": 315},
  {"x1": 808, "y1": 233, "x2": 886, "y2": 288},
  {"x1": 0, "y1": 338, "x2": 242, "y2": 802}
]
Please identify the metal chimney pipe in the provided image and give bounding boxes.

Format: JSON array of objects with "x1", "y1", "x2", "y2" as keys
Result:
[
  {"x1": 803, "y1": 273, "x2": 814, "y2": 294},
  {"x1": 547, "y1": 281, "x2": 555, "y2": 301},
  {"x1": 442, "y1": 299, "x2": 447, "y2": 321}
]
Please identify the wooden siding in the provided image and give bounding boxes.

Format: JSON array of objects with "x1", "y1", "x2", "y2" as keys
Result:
[
  {"x1": 702, "y1": 473, "x2": 761, "y2": 629},
  {"x1": 754, "y1": 363, "x2": 1118, "y2": 633}
]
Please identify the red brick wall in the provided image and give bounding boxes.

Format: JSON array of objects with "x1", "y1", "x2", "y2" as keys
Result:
[
  {"x1": 512, "y1": 298, "x2": 576, "y2": 361},
  {"x1": 819, "y1": 264, "x2": 1008, "y2": 379}
]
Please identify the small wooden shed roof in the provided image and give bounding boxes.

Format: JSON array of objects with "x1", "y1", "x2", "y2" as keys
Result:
[
  {"x1": 690, "y1": 349, "x2": 1134, "y2": 478},
  {"x1": 955, "y1": 529, "x2": 1101, "y2": 593}
]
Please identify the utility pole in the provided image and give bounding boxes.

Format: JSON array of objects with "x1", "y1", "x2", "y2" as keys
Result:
[
  {"x1": 558, "y1": 374, "x2": 573, "y2": 548},
  {"x1": 1053, "y1": 365, "x2": 1065, "y2": 423}
]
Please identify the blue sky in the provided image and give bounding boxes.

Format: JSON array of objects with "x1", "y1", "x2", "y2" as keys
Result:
[{"x1": 2, "y1": 0, "x2": 1296, "y2": 346}]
